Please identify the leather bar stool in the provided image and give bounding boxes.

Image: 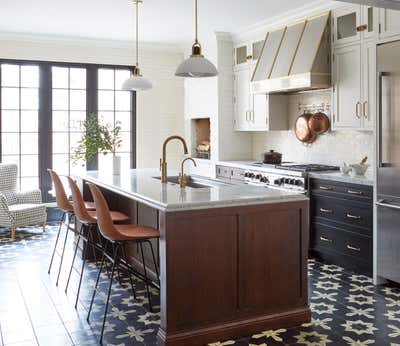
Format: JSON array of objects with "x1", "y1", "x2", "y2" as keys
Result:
[
  {"x1": 86, "y1": 183, "x2": 160, "y2": 344},
  {"x1": 65, "y1": 176, "x2": 129, "y2": 308},
  {"x1": 47, "y1": 169, "x2": 96, "y2": 286}
]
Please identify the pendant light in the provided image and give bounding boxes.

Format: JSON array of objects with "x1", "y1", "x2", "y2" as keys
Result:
[
  {"x1": 122, "y1": 0, "x2": 152, "y2": 91},
  {"x1": 175, "y1": 0, "x2": 218, "y2": 78}
]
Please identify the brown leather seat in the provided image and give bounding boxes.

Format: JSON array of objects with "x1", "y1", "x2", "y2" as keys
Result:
[
  {"x1": 87, "y1": 183, "x2": 159, "y2": 242},
  {"x1": 67, "y1": 177, "x2": 129, "y2": 225}
]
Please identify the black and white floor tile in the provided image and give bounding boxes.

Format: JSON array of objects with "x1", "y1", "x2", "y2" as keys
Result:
[{"x1": 0, "y1": 225, "x2": 399, "y2": 345}]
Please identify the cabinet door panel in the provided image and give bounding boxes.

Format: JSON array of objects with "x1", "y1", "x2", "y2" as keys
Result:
[
  {"x1": 234, "y1": 66, "x2": 251, "y2": 130},
  {"x1": 333, "y1": 44, "x2": 362, "y2": 129},
  {"x1": 251, "y1": 94, "x2": 268, "y2": 130},
  {"x1": 333, "y1": 6, "x2": 361, "y2": 46},
  {"x1": 379, "y1": 8, "x2": 400, "y2": 40}
]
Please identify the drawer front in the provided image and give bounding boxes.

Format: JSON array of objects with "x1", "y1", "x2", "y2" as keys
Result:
[
  {"x1": 311, "y1": 222, "x2": 372, "y2": 261},
  {"x1": 216, "y1": 165, "x2": 232, "y2": 179},
  {"x1": 310, "y1": 178, "x2": 373, "y2": 202},
  {"x1": 312, "y1": 195, "x2": 373, "y2": 233}
]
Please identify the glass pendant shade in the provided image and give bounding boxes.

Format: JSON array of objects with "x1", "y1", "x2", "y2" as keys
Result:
[{"x1": 122, "y1": 70, "x2": 153, "y2": 91}]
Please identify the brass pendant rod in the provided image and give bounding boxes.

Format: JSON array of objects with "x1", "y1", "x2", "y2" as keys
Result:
[
  {"x1": 195, "y1": 0, "x2": 198, "y2": 44},
  {"x1": 135, "y1": 0, "x2": 139, "y2": 68}
]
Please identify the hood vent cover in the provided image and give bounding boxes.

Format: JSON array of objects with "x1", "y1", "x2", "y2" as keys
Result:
[{"x1": 251, "y1": 12, "x2": 331, "y2": 94}]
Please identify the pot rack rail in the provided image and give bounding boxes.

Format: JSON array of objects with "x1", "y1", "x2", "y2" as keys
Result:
[{"x1": 298, "y1": 102, "x2": 331, "y2": 112}]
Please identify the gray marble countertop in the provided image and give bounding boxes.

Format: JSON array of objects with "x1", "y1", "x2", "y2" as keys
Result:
[
  {"x1": 308, "y1": 171, "x2": 374, "y2": 186},
  {"x1": 80, "y1": 169, "x2": 308, "y2": 212}
]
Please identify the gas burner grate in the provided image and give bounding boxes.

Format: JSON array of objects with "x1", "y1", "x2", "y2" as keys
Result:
[{"x1": 275, "y1": 164, "x2": 340, "y2": 173}]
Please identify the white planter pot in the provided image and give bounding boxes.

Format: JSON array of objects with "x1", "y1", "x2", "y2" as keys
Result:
[{"x1": 112, "y1": 155, "x2": 121, "y2": 175}]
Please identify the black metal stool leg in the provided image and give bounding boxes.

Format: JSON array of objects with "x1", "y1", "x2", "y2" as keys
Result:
[
  {"x1": 65, "y1": 223, "x2": 84, "y2": 293},
  {"x1": 99, "y1": 243, "x2": 119, "y2": 345},
  {"x1": 139, "y1": 241, "x2": 153, "y2": 312},
  {"x1": 74, "y1": 227, "x2": 89, "y2": 308},
  {"x1": 147, "y1": 240, "x2": 160, "y2": 286},
  {"x1": 56, "y1": 213, "x2": 72, "y2": 286},
  {"x1": 87, "y1": 241, "x2": 108, "y2": 321},
  {"x1": 122, "y1": 244, "x2": 137, "y2": 300},
  {"x1": 48, "y1": 212, "x2": 65, "y2": 274}
]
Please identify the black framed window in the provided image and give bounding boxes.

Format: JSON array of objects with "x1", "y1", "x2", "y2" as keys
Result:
[{"x1": 0, "y1": 59, "x2": 136, "y2": 201}]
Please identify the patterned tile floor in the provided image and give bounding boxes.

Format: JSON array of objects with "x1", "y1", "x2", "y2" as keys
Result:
[{"x1": 0, "y1": 225, "x2": 400, "y2": 346}]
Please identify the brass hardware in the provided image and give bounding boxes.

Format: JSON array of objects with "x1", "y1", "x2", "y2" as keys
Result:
[
  {"x1": 320, "y1": 208, "x2": 333, "y2": 214},
  {"x1": 319, "y1": 186, "x2": 333, "y2": 191},
  {"x1": 179, "y1": 157, "x2": 197, "y2": 188},
  {"x1": 357, "y1": 24, "x2": 368, "y2": 32},
  {"x1": 320, "y1": 236, "x2": 333, "y2": 243},
  {"x1": 363, "y1": 101, "x2": 368, "y2": 119},
  {"x1": 161, "y1": 136, "x2": 189, "y2": 183},
  {"x1": 347, "y1": 213, "x2": 361, "y2": 220},
  {"x1": 356, "y1": 102, "x2": 361, "y2": 119},
  {"x1": 348, "y1": 190, "x2": 364, "y2": 196},
  {"x1": 347, "y1": 244, "x2": 361, "y2": 252},
  {"x1": 246, "y1": 55, "x2": 253, "y2": 60}
]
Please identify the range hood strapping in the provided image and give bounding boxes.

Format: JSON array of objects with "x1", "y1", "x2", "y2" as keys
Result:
[{"x1": 251, "y1": 12, "x2": 331, "y2": 94}]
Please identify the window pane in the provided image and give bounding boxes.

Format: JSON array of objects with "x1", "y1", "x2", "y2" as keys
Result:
[
  {"x1": 52, "y1": 89, "x2": 69, "y2": 110},
  {"x1": 70, "y1": 111, "x2": 86, "y2": 132},
  {"x1": 52, "y1": 154, "x2": 69, "y2": 175},
  {"x1": 70, "y1": 159, "x2": 86, "y2": 174},
  {"x1": 1, "y1": 110, "x2": 19, "y2": 132},
  {"x1": 115, "y1": 112, "x2": 131, "y2": 131},
  {"x1": 1, "y1": 65, "x2": 19, "y2": 87},
  {"x1": 1, "y1": 88, "x2": 20, "y2": 109},
  {"x1": 21, "y1": 133, "x2": 38, "y2": 154},
  {"x1": 98, "y1": 69, "x2": 114, "y2": 90},
  {"x1": 98, "y1": 90, "x2": 114, "y2": 110},
  {"x1": 20, "y1": 155, "x2": 38, "y2": 177},
  {"x1": 70, "y1": 132, "x2": 83, "y2": 152},
  {"x1": 21, "y1": 111, "x2": 39, "y2": 132},
  {"x1": 115, "y1": 70, "x2": 131, "y2": 90},
  {"x1": 52, "y1": 67, "x2": 69, "y2": 88},
  {"x1": 99, "y1": 111, "x2": 114, "y2": 127},
  {"x1": 20, "y1": 88, "x2": 38, "y2": 110},
  {"x1": 2, "y1": 155, "x2": 19, "y2": 166},
  {"x1": 2, "y1": 133, "x2": 20, "y2": 155},
  {"x1": 115, "y1": 91, "x2": 131, "y2": 111},
  {"x1": 21, "y1": 177, "x2": 39, "y2": 191},
  {"x1": 117, "y1": 132, "x2": 131, "y2": 152},
  {"x1": 69, "y1": 68, "x2": 86, "y2": 89},
  {"x1": 21, "y1": 66, "x2": 39, "y2": 88},
  {"x1": 52, "y1": 111, "x2": 69, "y2": 132},
  {"x1": 53, "y1": 133, "x2": 69, "y2": 154},
  {"x1": 70, "y1": 90, "x2": 86, "y2": 111}
]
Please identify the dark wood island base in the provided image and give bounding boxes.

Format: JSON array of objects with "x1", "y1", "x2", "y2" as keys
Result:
[{"x1": 82, "y1": 179, "x2": 310, "y2": 346}]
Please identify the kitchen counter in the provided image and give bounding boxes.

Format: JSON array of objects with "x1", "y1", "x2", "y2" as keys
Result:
[
  {"x1": 308, "y1": 171, "x2": 373, "y2": 186},
  {"x1": 81, "y1": 168, "x2": 307, "y2": 212}
]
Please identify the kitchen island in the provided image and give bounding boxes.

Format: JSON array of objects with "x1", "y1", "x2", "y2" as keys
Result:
[{"x1": 80, "y1": 168, "x2": 311, "y2": 346}]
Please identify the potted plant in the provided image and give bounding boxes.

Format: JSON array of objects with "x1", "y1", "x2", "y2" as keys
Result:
[{"x1": 71, "y1": 114, "x2": 123, "y2": 175}]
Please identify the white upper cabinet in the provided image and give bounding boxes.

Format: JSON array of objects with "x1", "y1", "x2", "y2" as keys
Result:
[
  {"x1": 333, "y1": 5, "x2": 377, "y2": 46},
  {"x1": 234, "y1": 64, "x2": 252, "y2": 131},
  {"x1": 379, "y1": 8, "x2": 400, "y2": 41},
  {"x1": 234, "y1": 40, "x2": 264, "y2": 66},
  {"x1": 332, "y1": 42, "x2": 375, "y2": 131}
]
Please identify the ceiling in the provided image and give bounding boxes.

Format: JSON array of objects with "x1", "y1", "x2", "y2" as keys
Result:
[{"x1": 0, "y1": 0, "x2": 322, "y2": 45}]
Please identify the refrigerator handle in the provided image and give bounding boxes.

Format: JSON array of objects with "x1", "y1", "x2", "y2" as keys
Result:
[
  {"x1": 378, "y1": 72, "x2": 392, "y2": 168},
  {"x1": 376, "y1": 199, "x2": 400, "y2": 210}
]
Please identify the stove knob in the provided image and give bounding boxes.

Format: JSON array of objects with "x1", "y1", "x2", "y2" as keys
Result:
[
  {"x1": 289, "y1": 179, "x2": 296, "y2": 185},
  {"x1": 284, "y1": 178, "x2": 290, "y2": 184},
  {"x1": 249, "y1": 173, "x2": 255, "y2": 178},
  {"x1": 256, "y1": 174, "x2": 262, "y2": 180},
  {"x1": 261, "y1": 176, "x2": 269, "y2": 183},
  {"x1": 274, "y1": 179, "x2": 281, "y2": 185},
  {"x1": 244, "y1": 172, "x2": 249, "y2": 178},
  {"x1": 295, "y1": 180, "x2": 302, "y2": 186}
]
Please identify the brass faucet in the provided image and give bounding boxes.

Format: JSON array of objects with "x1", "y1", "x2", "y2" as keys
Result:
[
  {"x1": 179, "y1": 157, "x2": 197, "y2": 188},
  {"x1": 160, "y1": 135, "x2": 189, "y2": 183}
]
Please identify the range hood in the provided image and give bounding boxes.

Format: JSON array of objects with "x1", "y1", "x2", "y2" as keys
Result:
[
  {"x1": 333, "y1": 0, "x2": 400, "y2": 10},
  {"x1": 251, "y1": 13, "x2": 331, "y2": 94}
]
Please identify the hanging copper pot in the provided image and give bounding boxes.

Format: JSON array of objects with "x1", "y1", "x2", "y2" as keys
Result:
[
  {"x1": 295, "y1": 112, "x2": 317, "y2": 144},
  {"x1": 308, "y1": 111, "x2": 330, "y2": 134}
]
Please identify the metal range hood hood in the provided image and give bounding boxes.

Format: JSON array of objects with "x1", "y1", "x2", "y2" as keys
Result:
[
  {"x1": 251, "y1": 12, "x2": 331, "y2": 94},
  {"x1": 333, "y1": 0, "x2": 400, "y2": 10}
]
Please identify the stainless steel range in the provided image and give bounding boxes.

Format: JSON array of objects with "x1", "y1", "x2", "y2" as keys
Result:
[{"x1": 217, "y1": 162, "x2": 339, "y2": 193}]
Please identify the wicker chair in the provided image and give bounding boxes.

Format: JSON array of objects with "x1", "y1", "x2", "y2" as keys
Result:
[{"x1": 0, "y1": 164, "x2": 46, "y2": 240}]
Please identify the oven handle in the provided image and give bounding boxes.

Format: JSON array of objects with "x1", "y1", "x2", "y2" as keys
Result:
[{"x1": 376, "y1": 199, "x2": 400, "y2": 211}]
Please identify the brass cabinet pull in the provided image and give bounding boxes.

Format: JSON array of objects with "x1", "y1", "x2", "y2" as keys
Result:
[
  {"x1": 319, "y1": 186, "x2": 333, "y2": 191},
  {"x1": 320, "y1": 208, "x2": 333, "y2": 214},
  {"x1": 347, "y1": 244, "x2": 361, "y2": 252},
  {"x1": 357, "y1": 24, "x2": 367, "y2": 32},
  {"x1": 347, "y1": 213, "x2": 361, "y2": 220},
  {"x1": 356, "y1": 102, "x2": 361, "y2": 119},
  {"x1": 348, "y1": 190, "x2": 364, "y2": 195},
  {"x1": 320, "y1": 236, "x2": 333, "y2": 243},
  {"x1": 246, "y1": 55, "x2": 253, "y2": 60},
  {"x1": 363, "y1": 101, "x2": 368, "y2": 119}
]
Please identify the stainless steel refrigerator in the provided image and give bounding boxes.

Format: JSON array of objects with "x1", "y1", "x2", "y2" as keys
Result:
[{"x1": 377, "y1": 40, "x2": 400, "y2": 283}]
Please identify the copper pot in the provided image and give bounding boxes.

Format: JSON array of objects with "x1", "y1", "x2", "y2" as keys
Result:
[
  {"x1": 295, "y1": 112, "x2": 317, "y2": 144},
  {"x1": 262, "y1": 150, "x2": 282, "y2": 164},
  {"x1": 308, "y1": 111, "x2": 330, "y2": 134}
]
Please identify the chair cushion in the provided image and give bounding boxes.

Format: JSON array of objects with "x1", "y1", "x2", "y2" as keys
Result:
[
  {"x1": 2, "y1": 191, "x2": 18, "y2": 205},
  {"x1": 8, "y1": 203, "x2": 45, "y2": 212},
  {"x1": 8, "y1": 203, "x2": 47, "y2": 228}
]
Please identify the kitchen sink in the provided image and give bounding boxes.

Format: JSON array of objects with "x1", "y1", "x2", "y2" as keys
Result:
[{"x1": 152, "y1": 175, "x2": 231, "y2": 189}]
